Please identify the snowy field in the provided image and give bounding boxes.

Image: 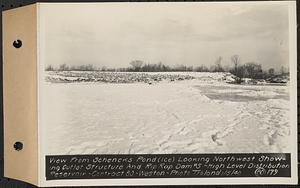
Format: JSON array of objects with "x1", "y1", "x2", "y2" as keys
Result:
[{"x1": 42, "y1": 72, "x2": 291, "y2": 154}]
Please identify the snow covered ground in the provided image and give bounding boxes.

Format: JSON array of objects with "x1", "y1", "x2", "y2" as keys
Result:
[{"x1": 41, "y1": 72, "x2": 291, "y2": 154}]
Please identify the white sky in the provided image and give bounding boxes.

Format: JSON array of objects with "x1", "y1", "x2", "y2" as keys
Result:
[{"x1": 40, "y1": 2, "x2": 290, "y2": 71}]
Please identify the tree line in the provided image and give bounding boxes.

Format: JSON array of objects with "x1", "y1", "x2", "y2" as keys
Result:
[{"x1": 45, "y1": 55, "x2": 288, "y2": 80}]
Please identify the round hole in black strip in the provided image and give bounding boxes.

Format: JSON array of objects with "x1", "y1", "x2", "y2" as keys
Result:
[
  {"x1": 14, "y1": 142, "x2": 23, "y2": 151},
  {"x1": 13, "y1": 39, "x2": 22, "y2": 48}
]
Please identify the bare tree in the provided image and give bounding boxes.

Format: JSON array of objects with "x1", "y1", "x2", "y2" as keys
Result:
[
  {"x1": 45, "y1": 65, "x2": 54, "y2": 71},
  {"x1": 230, "y1": 55, "x2": 244, "y2": 83},
  {"x1": 85, "y1": 64, "x2": 95, "y2": 71},
  {"x1": 280, "y1": 66, "x2": 287, "y2": 75},
  {"x1": 244, "y1": 62, "x2": 262, "y2": 79},
  {"x1": 58, "y1": 64, "x2": 69, "y2": 71},
  {"x1": 214, "y1": 56, "x2": 224, "y2": 72},
  {"x1": 130, "y1": 60, "x2": 144, "y2": 71},
  {"x1": 231, "y1": 55, "x2": 240, "y2": 74},
  {"x1": 268, "y1": 68, "x2": 275, "y2": 76},
  {"x1": 194, "y1": 65, "x2": 209, "y2": 72}
]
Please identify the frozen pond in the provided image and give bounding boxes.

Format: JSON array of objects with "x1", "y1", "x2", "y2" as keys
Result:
[
  {"x1": 196, "y1": 84, "x2": 289, "y2": 102},
  {"x1": 41, "y1": 79, "x2": 291, "y2": 155}
]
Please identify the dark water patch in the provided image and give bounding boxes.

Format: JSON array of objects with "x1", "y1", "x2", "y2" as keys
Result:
[
  {"x1": 195, "y1": 85, "x2": 289, "y2": 102},
  {"x1": 202, "y1": 93, "x2": 288, "y2": 102}
]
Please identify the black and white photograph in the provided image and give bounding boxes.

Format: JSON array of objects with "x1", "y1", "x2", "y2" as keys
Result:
[
  {"x1": 39, "y1": 2, "x2": 297, "y2": 156},
  {"x1": 2, "y1": 1, "x2": 297, "y2": 187}
]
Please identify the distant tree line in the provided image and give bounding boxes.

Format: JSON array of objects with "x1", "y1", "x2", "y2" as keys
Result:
[
  {"x1": 228, "y1": 55, "x2": 288, "y2": 83},
  {"x1": 46, "y1": 55, "x2": 289, "y2": 81},
  {"x1": 46, "y1": 64, "x2": 97, "y2": 71}
]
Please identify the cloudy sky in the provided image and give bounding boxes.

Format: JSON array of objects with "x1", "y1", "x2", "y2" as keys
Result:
[{"x1": 40, "y1": 2, "x2": 290, "y2": 71}]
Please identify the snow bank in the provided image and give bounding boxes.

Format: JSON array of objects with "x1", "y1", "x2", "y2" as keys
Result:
[{"x1": 45, "y1": 71, "x2": 236, "y2": 84}]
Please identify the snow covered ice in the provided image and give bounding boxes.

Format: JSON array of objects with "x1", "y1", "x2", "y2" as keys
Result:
[{"x1": 42, "y1": 72, "x2": 291, "y2": 154}]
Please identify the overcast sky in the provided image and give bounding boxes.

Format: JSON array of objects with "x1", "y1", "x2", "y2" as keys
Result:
[{"x1": 40, "y1": 2, "x2": 290, "y2": 71}]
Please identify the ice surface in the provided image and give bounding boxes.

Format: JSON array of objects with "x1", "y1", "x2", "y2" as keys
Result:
[{"x1": 41, "y1": 72, "x2": 291, "y2": 154}]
